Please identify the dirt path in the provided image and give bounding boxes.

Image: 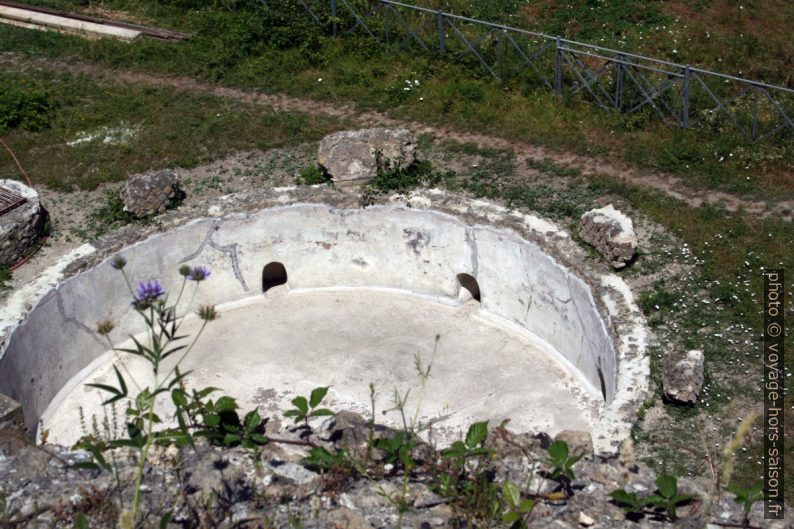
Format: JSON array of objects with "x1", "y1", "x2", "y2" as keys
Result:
[{"x1": 2, "y1": 54, "x2": 791, "y2": 220}]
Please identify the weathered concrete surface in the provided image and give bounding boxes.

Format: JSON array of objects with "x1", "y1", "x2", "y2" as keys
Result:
[
  {"x1": 0, "y1": 189, "x2": 649, "y2": 454},
  {"x1": 43, "y1": 289, "x2": 598, "y2": 447}
]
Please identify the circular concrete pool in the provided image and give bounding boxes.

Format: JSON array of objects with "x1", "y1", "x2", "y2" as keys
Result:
[{"x1": 0, "y1": 189, "x2": 649, "y2": 453}]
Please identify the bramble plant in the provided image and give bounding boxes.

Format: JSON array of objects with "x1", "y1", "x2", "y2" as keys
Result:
[
  {"x1": 284, "y1": 386, "x2": 335, "y2": 426},
  {"x1": 441, "y1": 420, "x2": 490, "y2": 471},
  {"x1": 546, "y1": 440, "x2": 582, "y2": 496},
  {"x1": 727, "y1": 480, "x2": 764, "y2": 527},
  {"x1": 610, "y1": 474, "x2": 693, "y2": 521}
]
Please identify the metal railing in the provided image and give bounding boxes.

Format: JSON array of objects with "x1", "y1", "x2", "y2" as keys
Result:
[{"x1": 292, "y1": 0, "x2": 794, "y2": 142}]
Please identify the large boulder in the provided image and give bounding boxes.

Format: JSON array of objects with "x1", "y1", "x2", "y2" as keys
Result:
[
  {"x1": 662, "y1": 349, "x2": 704, "y2": 404},
  {"x1": 0, "y1": 179, "x2": 47, "y2": 268},
  {"x1": 121, "y1": 169, "x2": 181, "y2": 218},
  {"x1": 317, "y1": 128, "x2": 417, "y2": 185},
  {"x1": 579, "y1": 205, "x2": 638, "y2": 269}
]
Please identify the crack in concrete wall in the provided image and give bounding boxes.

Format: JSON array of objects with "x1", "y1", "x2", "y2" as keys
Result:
[
  {"x1": 54, "y1": 289, "x2": 105, "y2": 347},
  {"x1": 179, "y1": 220, "x2": 249, "y2": 292}
]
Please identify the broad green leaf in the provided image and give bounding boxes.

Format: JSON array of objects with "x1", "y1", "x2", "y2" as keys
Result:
[
  {"x1": 244, "y1": 410, "x2": 262, "y2": 430},
  {"x1": 249, "y1": 433, "x2": 268, "y2": 444},
  {"x1": 291, "y1": 396, "x2": 309, "y2": 415},
  {"x1": 196, "y1": 387, "x2": 219, "y2": 399},
  {"x1": 548, "y1": 440, "x2": 569, "y2": 463},
  {"x1": 310, "y1": 408, "x2": 334, "y2": 417},
  {"x1": 502, "y1": 511, "x2": 520, "y2": 524},
  {"x1": 171, "y1": 389, "x2": 187, "y2": 407},
  {"x1": 223, "y1": 433, "x2": 241, "y2": 445},
  {"x1": 519, "y1": 499, "x2": 535, "y2": 512},
  {"x1": 609, "y1": 490, "x2": 641, "y2": 510},
  {"x1": 309, "y1": 386, "x2": 329, "y2": 408},
  {"x1": 672, "y1": 493, "x2": 693, "y2": 504},
  {"x1": 655, "y1": 474, "x2": 677, "y2": 499},
  {"x1": 502, "y1": 480, "x2": 520, "y2": 507},
  {"x1": 215, "y1": 396, "x2": 238, "y2": 412},
  {"x1": 465, "y1": 421, "x2": 489, "y2": 448},
  {"x1": 203, "y1": 413, "x2": 221, "y2": 427}
]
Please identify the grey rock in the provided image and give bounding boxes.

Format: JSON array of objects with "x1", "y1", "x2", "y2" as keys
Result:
[
  {"x1": 121, "y1": 169, "x2": 181, "y2": 218},
  {"x1": 266, "y1": 459, "x2": 319, "y2": 486},
  {"x1": 317, "y1": 128, "x2": 417, "y2": 184},
  {"x1": 663, "y1": 349, "x2": 704, "y2": 404},
  {"x1": 323, "y1": 410, "x2": 371, "y2": 453},
  {"x1": 579, "y1": 205, "x2": 638, "y2": 269}
]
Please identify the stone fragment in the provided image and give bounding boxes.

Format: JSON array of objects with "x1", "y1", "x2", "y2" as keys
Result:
[
  {"x1": 317, "y1": 128, "x2": 417, "y2": 185},
  {"x1": 327, "y1": 506, "x2": 375, "y2": 529},
  {"x1": 578, "y1": 511, "x2": 595, "y2": 526},
  {"x1": 322, "y1": 410, "x2": 370, "y2": 452},
  {"x1": 554, "y1": 430, "x2": 594, "y2": 459},
  {"x1": 662, "y1": 349, "x2": 704, "y2": 404},
  {"x1": 0, "y1": 179, "x2": 47, "y2": 268},
  {"x1": 265, "y1": 459, "x2": 319, "y2": 486},
  {"x1": 579, "y1": 204, "x2": 638, "y2": 269},
  {"x1": 120, "y1": 169, "x2": 181, "y2": 218}
]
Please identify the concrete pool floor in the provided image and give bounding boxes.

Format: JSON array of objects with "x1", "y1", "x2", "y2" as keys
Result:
[{"x1": 42, "y1": 287, "x2": 601, "y2": 447}]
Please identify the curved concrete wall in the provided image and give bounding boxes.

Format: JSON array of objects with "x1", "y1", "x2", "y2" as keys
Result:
[{"x1": 0, "y1": 189, "x2": 648, "y2": 452}]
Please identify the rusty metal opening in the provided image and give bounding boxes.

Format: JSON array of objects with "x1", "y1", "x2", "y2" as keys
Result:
[{"x1": 0, "y1": 187, "x2": 26, "y2": 216}]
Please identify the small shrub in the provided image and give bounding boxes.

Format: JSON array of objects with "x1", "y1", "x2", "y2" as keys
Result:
[
  {"x1": 0, "y1": 74, "x2": 54, "y2": 132},
  {"x1": 295, "y1": 165, "x2": 330, "y2": 185}
]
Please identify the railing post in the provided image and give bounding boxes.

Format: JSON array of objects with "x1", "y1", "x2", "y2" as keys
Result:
[
  {"x1": 554, "y1": 36, "x2": 563, "y2": 95},
  {"x1": 437, "y1": 11, "x2": 445, "y2": 53},
  {"x1": 330, "y1": 0, "x2": 338, "y2": 36},
  {"x1": 615, "y1": 54, "x2": 624, "y2": 110},
  {"x1": 682, "y1": 65, "x2": 691, "y2": 129}
]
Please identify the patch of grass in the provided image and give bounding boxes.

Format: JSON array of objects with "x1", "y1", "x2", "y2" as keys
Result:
[{"x1": 0, "y1": 70, "x2": 346, "y2": 190}]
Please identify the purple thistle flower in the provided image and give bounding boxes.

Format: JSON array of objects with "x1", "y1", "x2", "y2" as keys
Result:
[
  {"x1": 134, "y1": 280, "x2": 164, "y2": 307},
  {"x1": 187, "y1": 266, "x2": 211, "y2": 282}
]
